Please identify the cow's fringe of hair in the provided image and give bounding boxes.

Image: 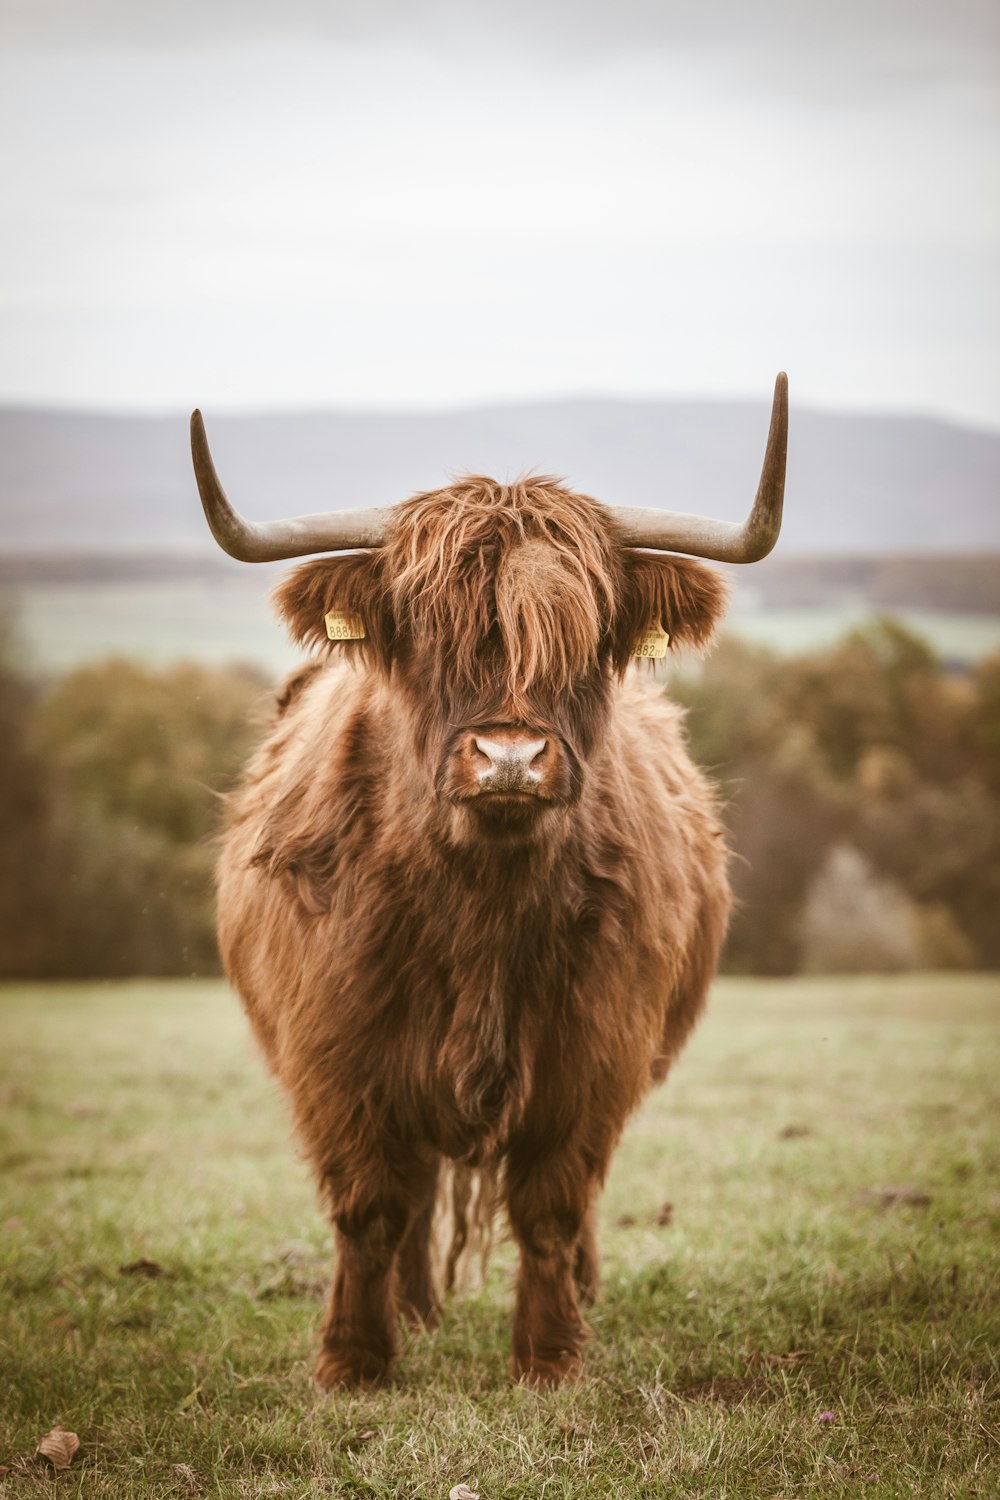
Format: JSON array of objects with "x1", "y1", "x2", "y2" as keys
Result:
[
  {"x1": 431, "y1": 1162, "x2": 501, "y2": 1297},
  {"x1": 272, "y1": 476, "x2": 731, "y2": 694},
  {"x1": 387, "y1": 476, "x2": 617, "y2": 704}
]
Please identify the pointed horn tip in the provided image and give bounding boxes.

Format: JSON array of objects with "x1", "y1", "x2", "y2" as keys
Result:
[{"x1": 774, "y1": 371, "x2": 788, "y2": 406}]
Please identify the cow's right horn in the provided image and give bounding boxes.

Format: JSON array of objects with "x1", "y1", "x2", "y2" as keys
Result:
[
  {"x1": 611, "y1": 372, "x2": 788, "y2": 562},
  {"x1": 191, "y1": 410, "x2": 393, "y2": 560}
]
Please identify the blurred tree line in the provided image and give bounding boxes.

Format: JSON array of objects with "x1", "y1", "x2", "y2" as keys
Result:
[
  {"x1": 0, "y1": 617, "x2": 997, "y2": 977},
  {"x1": 0, "y1": 635, "x2": 267, "y2": 977},
  {"x1": 674, "y1": 620, "x2": 1000, "y2": 974}
]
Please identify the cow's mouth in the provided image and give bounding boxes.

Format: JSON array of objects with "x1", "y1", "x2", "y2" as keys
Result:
[
  {"x1": 469, "y1": 788, "x2": 546, "y2": 811},
  {"x1": 461, "y1": 787, "x2": 554, "y2": 837},
  {"x1": 464, "y1": 783, "x2": 548, "y2": 806},
  {"x1": 474, "y1": 788, "x2": 541, "y2": 801}
]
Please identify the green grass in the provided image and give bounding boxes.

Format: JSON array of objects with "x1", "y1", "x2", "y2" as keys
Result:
[{"x1": 1, "y1": 975, "x2": 997, "y2": 1498}]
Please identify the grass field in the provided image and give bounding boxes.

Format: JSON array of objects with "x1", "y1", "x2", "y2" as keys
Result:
[{"x1": 1, "y1": 976, "x2": 997, "y2": 1498}]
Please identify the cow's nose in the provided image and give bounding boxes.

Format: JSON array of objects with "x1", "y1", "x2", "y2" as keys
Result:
[{"x1": 473, "y1": 734, "x2": 548, "y2": 792}]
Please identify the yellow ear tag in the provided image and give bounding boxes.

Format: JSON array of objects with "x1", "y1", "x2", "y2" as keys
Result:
[
  {"x1": 324, "y1": 609, "x2": 366, "y2": 642},
  {"x1": 632, "y1": 624, "x2": 670, "y2": 659}
]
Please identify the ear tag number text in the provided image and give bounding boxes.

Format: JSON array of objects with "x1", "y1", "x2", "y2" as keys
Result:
[
  {"x1": 632, "y1": 625, "x2": 670, "y2": 659},
  {"x1": 324, "y1": 610, "x2": 366, "y2": 641}
]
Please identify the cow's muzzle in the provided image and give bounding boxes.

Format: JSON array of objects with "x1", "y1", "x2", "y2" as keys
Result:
[
  {"x1": 442, "y1": 727, "x2": 573, "y2": 810},
  {"x1": 472, "y1": 733, "x2": 548, "y2": 793}
]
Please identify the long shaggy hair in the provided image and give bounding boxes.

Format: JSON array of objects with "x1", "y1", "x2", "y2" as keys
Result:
[
  {"x1": 274, "y1": 476, "x2": 726, "y2": 689},
  {"x1": 388, "y1": 477, "x2": 616, "y2": 701},
  {"x1": 219, "y1": 473, "x2": 733, "y2": 1390}
]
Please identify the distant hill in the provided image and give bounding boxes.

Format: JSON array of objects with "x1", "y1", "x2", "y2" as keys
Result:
[
  {"x1": 3, "y1": 550, "x2": 999, "y2": 617},
  {"x1": 2, "y1": 398, "x2": 998, "y2": 557}
]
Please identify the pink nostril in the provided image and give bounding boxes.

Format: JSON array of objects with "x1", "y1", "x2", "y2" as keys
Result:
[
  {"x1": 473, "y1": 735, "x2": 548, "y2": 788},
  {"x1": 473, "y1": 737, "x2": 495, "y2": 770}
]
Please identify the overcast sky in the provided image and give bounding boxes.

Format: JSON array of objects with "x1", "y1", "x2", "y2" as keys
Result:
[{"x1": 1, "y1": 0, "x2": 997, "y2": 425}]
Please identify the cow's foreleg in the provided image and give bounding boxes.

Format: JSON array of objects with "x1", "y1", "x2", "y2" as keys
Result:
[
  {"x1": 316, "y1": 1162, "x2": 435, "y2": 1389},
  {"x1": 394, "y1": 1164, "x2": 443, "y2": 1329},
  {"x1": 572, "y1": 1200, "x2": 600, "y2": 1307},
  {"x1": 505, "y1": 1148, "x2": 596, "y2": 1386}
]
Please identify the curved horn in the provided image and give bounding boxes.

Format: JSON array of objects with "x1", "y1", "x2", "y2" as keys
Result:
[
  {"x1": 613, "y1": 371, "x2": 788, "y2": 561},
  {"x1": 190, "y1": 410, "x2": 393, "y2": 560}
]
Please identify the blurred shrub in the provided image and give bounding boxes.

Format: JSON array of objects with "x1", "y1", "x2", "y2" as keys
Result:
[
  {"x1": 35, "y1": 660, "x2": 262, "y2": 845},
  {"x1": 0, "y1": 652, "x2": 266, "y2": 978},
  {"x1": 799, "y1": 844, "x2": 972, "y2": 974},
  {"x1": 0, "y1": 634, "x2": 74, "y2": 976},
  {"x1": 675, "y1": 621, "x2": 1000, "y2": 974}
]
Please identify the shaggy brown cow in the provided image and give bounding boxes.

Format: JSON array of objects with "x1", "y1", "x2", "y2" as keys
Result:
[{"x1": 191, "y1": 376, "x2": 787, "y2": 1388}]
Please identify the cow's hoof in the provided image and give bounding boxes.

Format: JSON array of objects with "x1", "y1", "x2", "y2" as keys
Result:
[
  {"x1": 512, "y1": 1349, "x2": 583, "y2": 1388},
  {"x1": 314, "y1": 1344, "x2": 391, "y2": 1391}
]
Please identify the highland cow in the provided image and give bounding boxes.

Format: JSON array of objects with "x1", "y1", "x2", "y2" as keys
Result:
[{"x1": 191, "y1": 375, "x2": 788, "y2": 1388}]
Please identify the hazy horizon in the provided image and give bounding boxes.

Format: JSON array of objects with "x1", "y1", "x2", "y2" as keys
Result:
[{"x1": 1, "y1": 388, "x2": 997, "y2": 436}]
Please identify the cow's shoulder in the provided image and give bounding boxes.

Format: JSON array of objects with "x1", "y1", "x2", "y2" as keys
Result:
[
  {"x1": 274, "y1": 659, "x2": 324, "y2": 718},
  {"x1": 611, "y1": 672, "x2": 688, "y2": 744}
]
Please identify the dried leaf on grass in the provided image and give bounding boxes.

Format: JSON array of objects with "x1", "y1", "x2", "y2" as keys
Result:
[
  {"x1": 449, "y1": 1486, "x2": 481, "y2": 1499},
  {"x1": 862, "y1": 1186, "x2": 932, "y2": 1210},
  {"x1": 119, "y1": 1257, "x2": 167, "y2": 1277},
  {"x1": 339, "y1": 1428, "x2": 377, "y2": 1452},
  {"x1": 36, "y1": 1426, "x2": 80, "y2": 1470},
  {"x1": 617, "y1": 1201, "x2": 674, "y2": 1228}
]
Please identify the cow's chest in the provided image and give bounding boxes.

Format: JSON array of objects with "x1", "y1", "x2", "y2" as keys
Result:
[
  {"x1": 370, "y1": 870, "x2": 594, "y2": 1164},
  {"x1": 413, "y1": 948, "x2": 552, "y2": 1165}
]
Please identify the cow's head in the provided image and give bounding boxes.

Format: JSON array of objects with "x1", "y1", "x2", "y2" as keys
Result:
[{"x1": 191, "y1": 376, "x2": 787, "y2": 846}]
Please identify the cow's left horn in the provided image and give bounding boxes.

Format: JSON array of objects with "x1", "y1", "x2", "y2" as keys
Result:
[
  {"x1": 612, "y1": 372, "x2": 788, "y2": 562},
  {"x1": 191, "y1": 410, "x2": 392, "y2": 560}
]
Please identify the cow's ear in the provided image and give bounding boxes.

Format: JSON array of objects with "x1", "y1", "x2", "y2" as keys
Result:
[
  {"x1": 272, "y1": 551, "x2": 395, "y2": 671},
  {"x1": 612, "y1": 551, "x2": 729, "y2": 671}
]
